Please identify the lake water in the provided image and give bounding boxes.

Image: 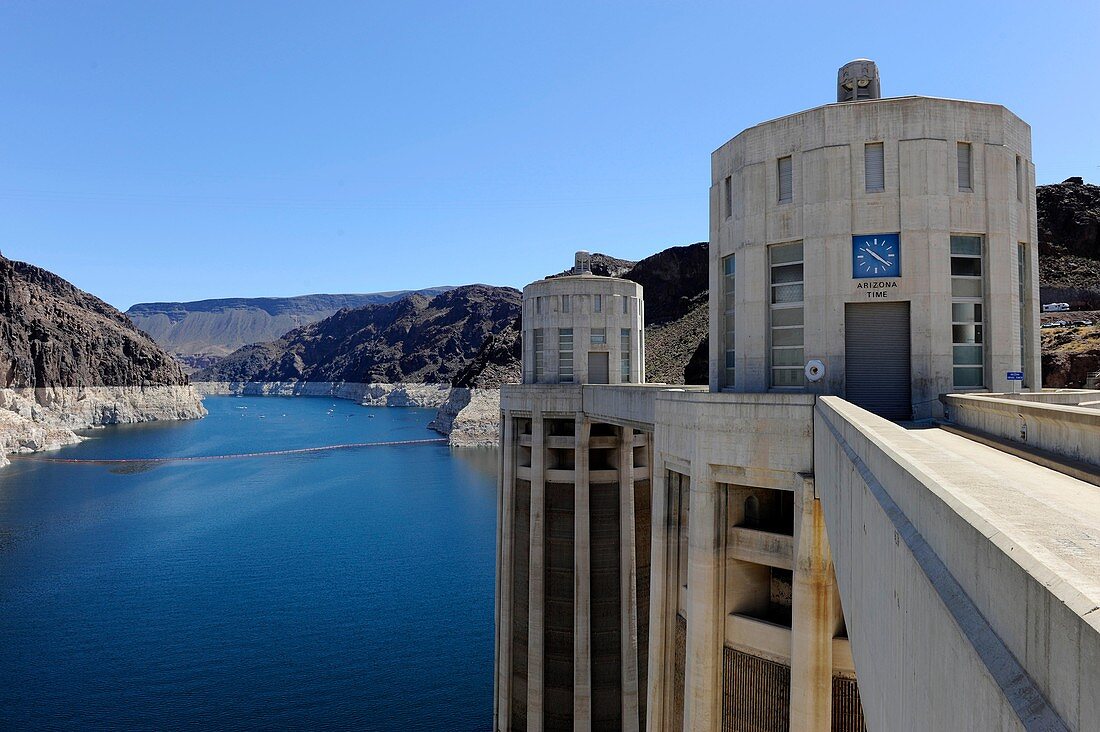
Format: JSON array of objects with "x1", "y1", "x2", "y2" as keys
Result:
[{"x1": 0, "y1": 396, "x2": 498, "y2": 731}]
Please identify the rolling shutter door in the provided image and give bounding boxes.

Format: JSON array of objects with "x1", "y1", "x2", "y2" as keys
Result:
[
  {"x1": 589, "y1": 352, "x2": 609, "y2": 384},
  {"x1": 845, "y1": 302, "x2": 911, "y2": 420}
]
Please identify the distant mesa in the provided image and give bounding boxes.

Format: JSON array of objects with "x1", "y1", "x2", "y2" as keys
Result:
[{"x1": 125, "y1": 288, "x2": 455, "y2": 368}]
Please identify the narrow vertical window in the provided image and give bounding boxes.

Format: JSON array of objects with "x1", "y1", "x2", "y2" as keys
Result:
[
  {"x1": 951, "y1": 235, "x2": 985, "y2": 388},
  {"x1": 534, "y1": 328, "x2": 545, "y2": 382},
  {"x1": 622, "y1": 295, "x2": 630, "y2": 314},
  {"x1": 777, "y1": 156, "x2": 793, "y2": 203},
  {"x1": 1018, "y1": 243, "x2": 1029, "y2": 386},
  {"x1": 957, "y1": 142, "x2": 972, "y2": 191},
  {"x1": 593, "y1": 294, "x2": 602, "y2": 313},
  {"x1": 558, "y1": 328, "x2": 573, "y2": 383},
  {"x1": 864, "y1": 142, "x2": 884, "y2": 192},
  {"x1": 620, "y1": 329, "x2": 631, "y2": 382},
  {"x1": 769, "y1": 242, "x2": 804, "y2": 388},
  {"x1": 1016, "y1": 156, "x2": 1025, "y2": 202},
  {"x1": 535, "y1": 297, "x2": 542, "y2": 315},
  {"x1": 723, "y1": 175, "x2": 733, "y2": 219},
  {"x1": 561, "y1": 295, "x2": 570, "y2": 313},
  {"x1": 722, "y1": 254, "x2": 736, "y2": 388}
]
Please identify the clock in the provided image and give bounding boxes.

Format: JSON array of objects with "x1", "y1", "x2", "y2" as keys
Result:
[{"x1": 852, "y1": 233, "x2": 901, "y2": 278}]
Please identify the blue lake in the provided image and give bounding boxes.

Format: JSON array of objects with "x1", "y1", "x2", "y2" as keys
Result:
[{"x1": 0, "y1": 395, "x2": 498, "y2": 731}]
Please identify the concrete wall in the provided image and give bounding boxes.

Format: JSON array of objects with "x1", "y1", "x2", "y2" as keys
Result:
[
  {"x1": 943, "y1": 393, "x2": 1100, "y2": 468},
  {"x1": 815, "y1": 396, "x2": 1097, "y2": 731},
  {"x1": 710, "y1": 96, "x2": 1040, "y2": 415}
]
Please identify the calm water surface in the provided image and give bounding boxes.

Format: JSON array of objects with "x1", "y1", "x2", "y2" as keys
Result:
[{"x1": 0, "y1": 396, "x2": 498, "y2": 731}]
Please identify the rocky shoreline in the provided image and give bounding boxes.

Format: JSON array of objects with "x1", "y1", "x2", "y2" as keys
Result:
[
  {"x1": 194, "y1": 381, "x2": 503, "y2": 448},
  {"x1": 0, "y1": 385, "x2": 206, "y2": 467}
]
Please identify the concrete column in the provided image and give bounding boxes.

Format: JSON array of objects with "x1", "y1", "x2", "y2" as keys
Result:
[
  {"x1": 573, "y1": 417, "x2": 592, "y2": 730},
  {"x1": 790, "y1": 475, "x2": 840, "y2": 731},
  {"x1": 619, "y1": 427, "x2": 641, "y2": 732},
  {"x1": 527, "y1": 410, "x2": 546, "y2": 732},
  {"x1": 684, "y1": 464, "x2": 724, "y2": 730},
  {"x1": 645, "y1": 455, "x2": 672, "y2": 729},
  {"x1": 495, "y1": 413, "x2": 515, "y2": 729}
]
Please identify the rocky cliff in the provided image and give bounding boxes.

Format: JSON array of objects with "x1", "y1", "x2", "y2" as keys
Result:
[
  {"x1": 0, "y1": 254, "x2": 205, "y2": 465},
  {"x1": 196, "y1": 284, "x2": 521, "y2": 385},
  {"x1": 126, "y1": 288, "x2": 452, "y2": 370},
  {"x1": 1038, "y1": 178, "x2": 1100, "y2": 386}
]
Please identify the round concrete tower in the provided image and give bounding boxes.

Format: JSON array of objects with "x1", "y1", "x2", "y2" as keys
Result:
[{"x1": 522, "y1": 252, "x2": 645, "y2": 384}]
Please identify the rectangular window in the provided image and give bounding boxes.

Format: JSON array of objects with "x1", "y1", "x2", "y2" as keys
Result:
[
  {"x1": 622, "y1": 295, "x2": 630, "y2": 314},
  {"x1": 777, "y1": 156, "x2": 793, "y2": 203},
  {"x1": 535, "y1": 297, "x2": 542, "y2": 315},
  {"x1": 593, "y1": 294, "x2": 602, "y2": 313},
  {"x1": 561, "y1": 295, "x2": 571, "y2": 313},
  {"x1": 769, "y1": 242, "x2": 804, "y2": 388},
  {"x1": 723, "y1": 254, "x2": 736, "y2": 388},
  {"x1": 558, "y1": 328, "x2": 573, "y2": 383},
  {"x1": 591, "y1": 327, "x2": 606, "y2": 345},
  {"x1": 951, "y1": 235, "x2": 984, "y2": 388},
  {"x1": 620, "y1": 329, "x2": 631, "y2": 382},
  {"x1": 723, "y1": 175, "x2": 732, "y2": 219},
  {"x1": 534, "y1": 328, "x2": 545, "y2": 382},
  {"x1": 957, "y1": 142, "x2": 972, "y2": 191},
  {"x1": 864, "y1": 142, "x2": 884, "y2": 192}
]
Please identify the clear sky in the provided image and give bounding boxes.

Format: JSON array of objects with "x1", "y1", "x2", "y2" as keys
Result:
[{"x1": 2, "y1": 1, "x2": 1098, "y2": 309}]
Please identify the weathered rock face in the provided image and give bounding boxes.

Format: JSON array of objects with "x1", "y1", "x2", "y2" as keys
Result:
[
  {"x1": 0, "y1": 254, "x2": 205, "y2": 464},
  {"x1": 1038, "y1": 178, "x2": 1100, "y2": 310},
  {"x1": 1037, "y1": 178, "x2": 1100, "y2": 386},
  {"x1": 194, "y1": 380, "x2": 452, "y2": 408},
  {"x1": 1, "y1": 254, "x2": 194, "y2": 389},
  {"x1": 197, "y1": 284, "x2": 522, "y2": 385}
]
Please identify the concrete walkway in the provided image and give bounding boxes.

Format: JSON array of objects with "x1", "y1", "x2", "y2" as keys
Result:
[{"x1": 903, "y1": 425, "x2": 1100, "y2": 620}]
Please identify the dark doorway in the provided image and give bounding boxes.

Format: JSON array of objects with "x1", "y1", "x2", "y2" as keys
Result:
[{"x1": 844, "y1": 302, "x2": 912, "y2": 420}]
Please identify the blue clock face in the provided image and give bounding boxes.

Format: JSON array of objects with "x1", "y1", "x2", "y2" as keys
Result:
[{"x1": 852, "y1": 234, "x2": 901, "y2": 278}]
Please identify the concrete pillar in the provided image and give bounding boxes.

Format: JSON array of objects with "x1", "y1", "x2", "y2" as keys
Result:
[
  {"x1": 790, "y1": 475, "x2": 840, "y2": 731},
  {"x1": 527, "y1": 410, "x2": 546, "y2": 732},
  {"x1": 684, "y1": 463, "x2": 724, "y2": 730},
  {"x1": 495, "y1": 413, "x2": 515, "y2": 729},
  {"x1": 573, "y1": 417, "x2": 592, "y2": 730},
  {"x1": 645, "y1": 457, "x2": 672, "y2": 729},
  {"x1": 619, "y1": 427, "x2": 641, "y2": 732}
]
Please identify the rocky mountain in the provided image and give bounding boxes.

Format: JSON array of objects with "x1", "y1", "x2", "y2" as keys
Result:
[
  {"x1": 126, "y1": 289, "x2": 453, "y2": 368},
  {"x1": 196, "y1": 284, "x2": 521, "y2": 385},
  {"x1": 0, "y1": 254, "x2": 205, "y2": 464},
  {"x1": 1038, "y1": 178, "x2": 1100, "y2": 387}
]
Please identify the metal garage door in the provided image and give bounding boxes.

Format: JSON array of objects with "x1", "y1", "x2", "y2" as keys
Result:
[
  {"x1": 844, "y1": 302, "x2": 911, "y2": 420},
  {"x1": 589, "y1": 352, "x2": 609, "y2": 384}
]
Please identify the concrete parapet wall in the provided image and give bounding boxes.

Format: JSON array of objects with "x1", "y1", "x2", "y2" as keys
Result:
[
  {"x1": 943, "y1": 393, "x2": 1100, "y2": 468},
  {"x1": 815, "y1": 396, "x2": 1096, "y2": 731}
]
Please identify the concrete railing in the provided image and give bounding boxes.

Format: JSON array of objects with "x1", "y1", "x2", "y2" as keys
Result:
[
  {"x1": 815, "y1": 397, "x2": 1096, "y2": 731},
  {"x1": 942, "y1": 393, "x2": 1100, "y2": 468}
]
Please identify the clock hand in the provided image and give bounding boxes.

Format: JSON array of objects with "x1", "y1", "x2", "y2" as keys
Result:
[{"x1": 864, "y1": 247, "x2": 891, "y2": 267}]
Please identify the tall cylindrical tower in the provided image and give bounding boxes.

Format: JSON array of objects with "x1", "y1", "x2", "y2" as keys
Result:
[{"x1": 521, "y1": 252, "x2": 645, "y2": 385}]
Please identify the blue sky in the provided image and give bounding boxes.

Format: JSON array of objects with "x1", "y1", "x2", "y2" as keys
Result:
[{"x1": 2, "y1": 1, "x2": 1097, "y2": 309}]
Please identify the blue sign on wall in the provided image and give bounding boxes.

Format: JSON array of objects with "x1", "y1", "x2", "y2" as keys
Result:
[
  {"x1": 852, "y1": 233, "x2": 901, "y2": 278},
  {"x1": 1006, "y1": 371, "x2": 1024, "y2": 381}
]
